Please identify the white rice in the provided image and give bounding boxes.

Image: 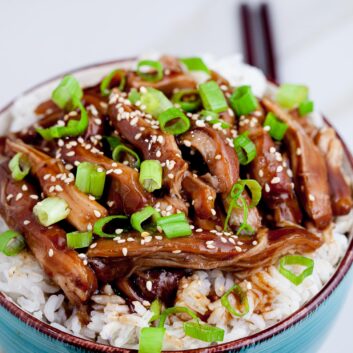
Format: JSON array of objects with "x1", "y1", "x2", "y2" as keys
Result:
[{"x1": 0, "y1": 55, "x2": 351, "y2": 350}]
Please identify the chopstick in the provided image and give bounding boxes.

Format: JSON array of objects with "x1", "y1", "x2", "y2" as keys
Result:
[{"x1": 239, "y1": 3, "x2": 278, "y2": 82}]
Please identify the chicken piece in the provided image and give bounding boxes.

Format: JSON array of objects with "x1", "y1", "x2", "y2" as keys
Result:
[
  {"x1": 60, "y1": 142, "x2": 151, "y2": 215},
  {"x1": 6, "y1": 138, "x2": 107, "y2": 231},
  {"x1": 262, "y1": 98, "x2": 332, "y2": 229},
  {"x1": 238, "y1": 113, "x2": 302, "y2": 226},
  {"x1": 182, "y1": 171, "x2": 217, "y2": 220},
  {"x1": 87, "y1": 227, "x2": 322, "y2": 276},
  {"x1": 108, "y1": 97, "x2": 188, "y2": 196},
  {"x1": 180, "y1": 127, "x2": 261, "y2": 231},
  {"x1": 0, "y1": 162, "x2": 97, "y2": 304},
  {"x1": 315, "y1": 127, "x2": 353, "y2": 215}
]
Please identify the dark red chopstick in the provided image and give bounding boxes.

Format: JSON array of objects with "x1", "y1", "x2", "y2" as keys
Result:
[
  {"x1": 240, "y1": 4, "x2": 256, "y2": 67},
  {"x1": 239, "y1": 3, "x2": 279, "y2": 83},
  {"x1": 259, "y1": 3, "x2": 278, "y2": 82}
]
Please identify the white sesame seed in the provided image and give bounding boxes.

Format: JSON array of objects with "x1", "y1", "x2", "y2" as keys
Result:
[
  {"x1": 97, "y1": 167, "x2": 104, "y2": 173},
  {"x1": 135, "y1": 133, "x2": 142, "y2": 140},
  {"x1": 195, "y1": 228, "x2": 203, "y2": 233},
  {"x1": 87, "y1": 223, "x2": 93, "y2": 231},
  {"x1": 211, "y1": 209, "x2": 217, "y2": 216},
  {"x1": 21, "y1": 184, "x2": 28, "y2": 191},
  {"x1": 168, "y1": 173, "x2": 174, "y2": 179},
  {"x1": 6, "y1": 194, "x2": 13, "y2": 201},
  {"x1": 235, "y1": 246, "x2": 242, "y2": 252},
  {"x1": 15, "y1": 193, "x2": 23, "y2": 201},
  {"x1": 146, "y1": 280, "x2": 153, "y2": 291},
  {"x1": 48, "y1": 249, "x2": 54, "y2": 257},
  {"x1": 183, "y1": 140, "x2": 192, "y2": 147},
  {"x1": 207, "y1": 244, "x2": 216, "y2": 249},
  {"x1": 94, "y1": 210, "x2": 101, "y2": 218},
  {"x1": 215, "y1": 154, "x2": 221, "y2": 160},
  {"x1": 88, "y1": 195, "x2": 96, "y2": 201},
  {"x1": 271, "y1": 177, "x2": 281, "y2": 184},
  {"x1": 309, "y1": 194, "x2": 316, "y2": 201},
  {"x1": 264, "y1": 125, "x2": 271, "y2": 132},
  {"x1": 172, "y1": 250, "x2": 181, "y2": 254},
  {"x1": 48, "y1": 186, "x2": 55, "y2": 193},
  {"x1": 90, "y1": 243, "x2": 97, "y2": 249},
  {"x1": 55, "y1": 185, "x2": 63, "y2": 192},
  {"x1": 43, "y1": 174, "x2": 51, "y2": 180},
  {"x1": 156, "y1": 150, "x2": 161, "y2": 158},
  {"x1": 66, "y1": 151, "x2": 75, "y2": 157},
  {"x1": 258, "y1": 169, "x2": 264, "y2": 178},
  {"x1": 265, "y1": 183, "x2": 270, "y2": 192},
  {"x1": 122, "y1": 248, "x2": 128, "y2": 256},
  {"x1": 269, "y1": 147, "x2": 276, "y2": 154},
  {"x1": 296, "y1": 148, "x2": 302, "y2": 156},
  {"x1": 23, "y1": 220, "x2": 30, "y2": 225},
  {"x1": 114, "y1": 169, "x2": 123, "y2": 175}
]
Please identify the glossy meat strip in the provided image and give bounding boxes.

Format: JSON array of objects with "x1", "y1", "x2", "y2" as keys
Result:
[
  {"x1": 108, "y1": 95, "x2": 188, "y2": 196},
  {"x1": 315, "y1": 127, "x2": 353, "y2": 216},
  {"x1": 238, "y1": 113, "x2": 302, "y2": 225},
  {"x1": 60, "y1": 142, "x2": 151, "y2": 215},
  {"x1": 0, "y1": 163, "x2": 97, "y2": 304},
  {"x1": 6, "y1": 138, "x2": 108, "y2": 231},
  {"x1": 262, "y1": 98, "x2": 332, "y2": 229},
  {"x1": 180, "y1": 127, "x2": 261, "y2": 231},
  {"x1": 182, "y1": 171, "x2": 217, "y2": 220},
  {"x1": 87, "y1": 227, "x2": 322, "y2": 276}
]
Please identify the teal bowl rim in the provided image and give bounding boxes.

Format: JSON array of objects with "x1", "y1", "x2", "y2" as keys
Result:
[{"x1": 0, "y1": 58, "x2": 352, "y2": 353}]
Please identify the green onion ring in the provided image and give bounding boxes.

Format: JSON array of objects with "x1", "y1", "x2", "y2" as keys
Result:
[
  {"x1": 100, "y1": 69, "x2": 126, "y2": 96},
  {"x1": 93, "y1": 215, "x2": 129, "y2": 238},
  {"x1": 137, "y1": 60, "x2": 163, "y2": 82},
  {"x1": 279, "y1": 255, "x2": 314, "y2": 286},
  {"x1": 0, "y1": 230, "x2": 26, "y2": 256},
  {"x1": 221, "y1": 283, "x2": 250, "y2": 317},
  {"x1": 8, "y1": 153, "x2": 30, "y2": 181}
]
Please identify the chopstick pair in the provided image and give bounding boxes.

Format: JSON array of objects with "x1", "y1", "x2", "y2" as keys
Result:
[{"x1": 240, "y1": 3, "x2": 278, "y2": 82}]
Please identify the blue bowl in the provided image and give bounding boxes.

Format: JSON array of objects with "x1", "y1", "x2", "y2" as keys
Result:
[{"x1": 0, "y1": 59, "x2": 352, "y2": 353}]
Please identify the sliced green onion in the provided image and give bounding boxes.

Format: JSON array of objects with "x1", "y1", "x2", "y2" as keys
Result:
[
  {"x1": 264, "y1": 112, "x2": 288, "y2": 141},
  {"x1": 199, "y1": 81, "x2": 228, "y2": 113},
  {"x1": 149, "y1": 299, "x2": 161, "y2": 322},
  {"x1": 36, "y1": 101, "x2": 88, "y2": 140},
  {"x1": 279, "y1": 255, "x2": 314, "y2": 286},
  {"x1": 100, "y1": 69, "x2": 126, "y2": 96},
  {"x1": 131, "y1": 206, "x2": 161, "y2": 233},
  {"x1": 93, "y1": 215, "x2": 129, "y2": 238},
  {"x1": 158, "y1": 107, "x2": 190, "y2": 135},
  {"x1": 158, "y1": 306, "x2": 199, "y2": 328},
  {"x1": 276, "y1": 84, "x2": 308, "y2": 109},
  {"x1": 66, "y1": 231, "x2": 93, "y2": 249},
  {"x1": 75, "y1": 162, "x2": 106, "y2": 199},
  {"x1": 139, "y1": 160, "x2": 162, "y2": 192},
  {"x1": 0, "y1": 230, "x2": 26, "y2": 256},
  {"x1": 128, "y1": 88, "x2": 141, "y2": 104},
  {"x1": 234, "y1": 133, "x2": 256, "y2": 165},
  {"x1": 299, "y1": 100, "x2": 314, "y2": 116},
  {"x1": 140, "y1": 87, "x2": 173, "y2": 117},
  {"x1": 237, "y1": 179, "x2": 262, "y2": 208},
  {"x1": 180, "y1": 57, "x2": 209, "y2": 74},
  {"x1": 137, "y1": 60, "x2": 163, "y2": 82},
  {"x1": 51, "y1": 75, "x2": 83, "y2": 111},
  {"x1": 33, "y1": 197, "x2": 70, "y2": 227},
  {"x1": 229, "y1": 85, "x2": 258, "y2": 116},
  {"x1": 200, "y1": 110, "x2": 230, "y2": 129},
  {"x1": 156, "y1": 213, "x2": 192, "y2": 239},
  {"x1": 138, "y1": 327, "x2": 165, "y2": 353},
  {"x1": 183, "y1": 322, "x2": 224, "y2": 342},
  {"x1": 221, "y1": 284, "x2": 249, "y2": 317},
  {"x1": 172, "y1": 89, "x2": 201, "y2": 112},
  {"x1": 223, "y1": 180, "x2": 261, "y2": 233},
  {"x1": 8, "y1": 153, "x2": 30, "y2": 181},
  {"x1": 112, "y1": 145, "x2": 141, "y2": 168},
  {"x1": 105, "y1": 135, "x2": 121, "y2": 150}
]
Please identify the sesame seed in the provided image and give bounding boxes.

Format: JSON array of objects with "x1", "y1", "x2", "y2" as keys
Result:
[
  {"x1": 43, "y1": 174, "x2": 51, "y2": 180},
  {"x1": 183, "y1": 140, "x2": 192, "y2": 147},
  {"x1": 66, "y1": 151, "x2": 75, "y2": 157},
  {"x1": 23, "y1": 220, "x2": 30, "y2": 225},
  {"x1": 264, "y1": 125, "x2": 271, "y2": 131},
  {"x1": 207, "y1": 196, "x2": 213, "y2": 201},
  {"x1": 259, "y1": 169, "x2": 264, "y2": 178},
  {"x1": 296, "y1": 148, "x2": 302, "y2": 156},
  {"x1": 271, "y1": 177, "x2": 280, "y2": 184},
  {"x1": 211, "y1": 209, "x2": 217, "y2": 216},
  {"x1": 141, "y1": 231, "x2": 150, "y2": 238},
  {"x1": 252, "y1": 240, "x2": 258, "y2": 245},
  {"x1": 87, "y1": 223, "x2": 93, "y2": 231},
  {"x1": 168, "y1": 173, "x2": 174, "y2": 179},
  {"x1": 309, "y1": 194, "x2": 315, "y2": 201},
  {"x1": 97, "y1": 167, "x2": 104, "y2": 173},
  {"x1": 48, "y1": 186, "x2": 55, "y2": 193},
  {"x1": 114, "y1": 169, "x2": 123, "y2": 175},
  {"x1": 195, "y1": 228, "x2": 203, "y2": 233},
  {"x1": 215, "y1": 154, "x2": 221, "y2": 160},
  {"x1": 172, "y1": 250, "x2": 181, "y2": 254},
  {"x1": 55, "y1": 185, "x2": 63, "y2": 192},
  {"x1": 6, "y1": 194, "x2": 13, "y2": 201},
  {"x1": 90, "y1": 243, "x2": 97, "y2": 249},
  {"x1": 88, "y1": 195, "x2": 96, "y2": 201},
  {"x1": 15, "y1": 193, "x2": 23, "y2": 201},
  {"x1": 220, "y1": 237, "x2": 227, "y2": 243},
  {"x1": 207, "y1": 244, "x2": 216, "y2": 249},
  {"x1": 94, "y1": 210, "x2": 101, "y2": 218},
  {"x1": 146, "y1": 280, "x2": 153, "y2": 291},
  {"x1": 235, "y1": 246, "x2": 242, "y2": 252},
  {"x1": 115, "y1": 229, "x2": 123, "y2": 235},
  {"x1": 122, "y1": 248, "x2": 128, "y2": 256},
  {"x1": 265, "y1": 183, "x2": 270, "y2": 192},
  {"x1": 276, "y1": 166, "x2": 283, "y2": 173},
  {"x1": 48, "y1": 249, "x2": 54, "y2": 257},
  {"x1": 156, "y1": 150, "x2": 161, "y2": 158},
  {"x1": 135, "y1": 133, "x2": 142, "y2": 140},
  {"x1": 21, "y1": 184, "x2": 28, "y2": 191},
  {"x1": 269, "y1": 147, "x2": 276, "y2": 154}
]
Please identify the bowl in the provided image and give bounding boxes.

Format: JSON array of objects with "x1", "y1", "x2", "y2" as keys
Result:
[{"x1": 0, "y1": 58, "x2": 352, "y2": 353}]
